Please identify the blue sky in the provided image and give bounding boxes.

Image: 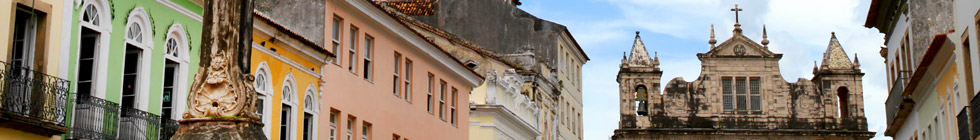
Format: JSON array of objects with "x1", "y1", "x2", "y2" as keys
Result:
[{"x1": 515, "y1": 0, "x2": 891, "y2": 139}]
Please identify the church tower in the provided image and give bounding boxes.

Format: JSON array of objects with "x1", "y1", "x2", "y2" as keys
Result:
[
  {"x1": 812, "y1": 32, "x2": 868, "y2": 130},
  {"x1": 617, "y1": 31, "x2": 662, "y2": 128}
]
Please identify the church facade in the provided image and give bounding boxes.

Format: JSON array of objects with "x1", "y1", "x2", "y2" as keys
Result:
[{"x1": 612, "y1": 23, "x2": 876, "y2": 139}]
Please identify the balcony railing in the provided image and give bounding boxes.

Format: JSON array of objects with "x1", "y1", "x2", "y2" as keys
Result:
[
  {"x1": 971, "y1": 93, "x2": 980, "y2": 139},
  {"x1": 70, "y1": 94, "x2": 119, "y2": 140},
  {"x1": 0, "y1": 61, "x2": 70, "y2": 134},
  {"x1": 885, "y1": 78, "x2": 913, "y2": 125},
  {"x1": 70, "y1": 94, "x2": 179, "y2": 140},
  {"x1": 119, "y1": 107, "x2": 161, "y2": 140}
]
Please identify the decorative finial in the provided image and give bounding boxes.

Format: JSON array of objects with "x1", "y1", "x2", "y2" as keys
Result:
[
  {"x1": 761, "y1": 24, "x2": 769, "y2": 46},
  {"x1": 636, "y1": 30, "x2": 640, "y2": 36},
  {"x1": 709, "y1": 24, "x2": 717, "y2": 47},
  {"x1": 854, "y1": 53, "x2": 861, "y2": 68},
  {"x1": 813, "y1": 61, "x2": 818, "y2": 73},
  {"x1": 653, "y1": 51, "x2": 660, "y2": 64}
]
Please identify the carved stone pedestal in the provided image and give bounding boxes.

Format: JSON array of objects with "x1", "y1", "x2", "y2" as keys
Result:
[{"x1": 171, "y1": 118, "x2": 265, "y2": 140}]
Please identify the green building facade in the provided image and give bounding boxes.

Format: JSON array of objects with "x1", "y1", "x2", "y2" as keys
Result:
[{"x1": 64, "y1": 0, "x2": 203, "y2": 139}]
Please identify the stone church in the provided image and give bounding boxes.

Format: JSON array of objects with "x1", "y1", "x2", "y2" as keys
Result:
[{"x1": 612, "y1": 22, "x2": 876, "y2": 139}]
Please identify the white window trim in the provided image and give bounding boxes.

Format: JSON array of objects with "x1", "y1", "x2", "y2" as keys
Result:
[
  {"x1": 164, "y1": 24, "x2": 190, "y2": 120},
  {"x1": 254, "y1": 62, "x2": 273, "y2": 139},
  {"x1": 303, "y1": 84, "x2": 319, "y2": 140},
  {"x1": 123, "y1": 7, "x2": 153, "y2": 111},
  {"x1": 282, "y1": 74, "x2": 299, "y2": 140},
  {"x1": 76, "y1": 0, "x2": 112, "y2": 98}
]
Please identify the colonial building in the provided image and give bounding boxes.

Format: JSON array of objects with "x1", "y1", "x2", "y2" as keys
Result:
[
  {"x1": 613, "y1": 19, "x2": 874, "y2": 139},
  {"x1": 250, "y1": 10, "x2": 332, "y2": 140},
  {"x1": 321, "y1": 0, "x2": 483, "y2": 140},
  {"x1": 383, "y1": 0, "x2": 589, "y2": 139},
  {"x1": 66, "y1": 0, "x2": 203, "y2": 139},
  {"x1": 375, "y1": 2, "x2": 551, "y2": 139},
  {"x1": 0, "y1": 0, "x2": 71, "y2": 139},
  {"x1": 866, "y1": 0, "x2": 980, "y2": 139}
]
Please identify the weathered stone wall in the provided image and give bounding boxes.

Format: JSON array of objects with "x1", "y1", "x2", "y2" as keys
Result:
[
  {"x1": 411, "y1": 0, "x2": 569, "y2": 67},
  {"x1": 909, "y1": 0, "x2": 954, "y2": 63},
  {"x1": 255, "y1": 0, "x2": 324, "y2": 46}
]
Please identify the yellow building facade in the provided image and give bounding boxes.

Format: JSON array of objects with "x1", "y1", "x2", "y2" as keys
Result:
[
  {"x1": 0, "y1": 0, "x2": 71, "y2": 139},
  {"x1": 249, "y1": 12, "x2": 332, "y2": 140}
]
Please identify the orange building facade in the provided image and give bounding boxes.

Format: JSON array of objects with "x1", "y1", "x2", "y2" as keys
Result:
[{"x1": 321, "y1": 0, "x2": 483, "y2": 140}]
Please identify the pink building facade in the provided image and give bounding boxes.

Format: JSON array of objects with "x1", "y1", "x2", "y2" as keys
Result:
[{"x1": 321, "y1": 0, "x2": 483, "y2": 140}]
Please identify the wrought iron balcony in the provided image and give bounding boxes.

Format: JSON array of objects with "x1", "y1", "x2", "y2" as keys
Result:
[
  {"x1": 69, "y1": 94, "x2": 180, "y2": 140},
  {"x1": 0, "y1": 61, "x2": 70, "y2": 135},
  {"x1": 885, "y1": 78, "x2": 913, "y2": 126},
  {"x1": 70, "y1": 94, "x2": 119, "y2": 140}
]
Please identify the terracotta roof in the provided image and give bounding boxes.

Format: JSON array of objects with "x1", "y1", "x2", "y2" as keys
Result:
[
  {"x1": 252, "y1": 11, "x2": 332, "y2": 57},
  {"x1": 362, "y1": 0, "x2": 485, "y2": 80},
  {"x1": 375, "y1": 0, "x2": 437, "y2": 16},
  {"x1": 375, "y1": 2, "x2": 525, "y2": 70}
]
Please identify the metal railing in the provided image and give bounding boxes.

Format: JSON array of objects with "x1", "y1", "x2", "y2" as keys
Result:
[
  {"x1": 0, "y1": 61, "x2": 70, "y2": 131},
  {"x1": 160, "y1": 118, "x2": 179, "y2": 140},
  {"x1": 971, "y1": 93, "x2": 980, "y2": 139},
  {"x1": 885, "y1": 78, "x2": 910, "y2": 125},
  {"x1": 119, "y1": 107, "x2": 161, "y2": 140},
  {"x1": 70, "y1": 93, "x2": 179, "y2": 140},
  {"x1": 70, "y1": 94, "x2": 119, "y2": 140}
]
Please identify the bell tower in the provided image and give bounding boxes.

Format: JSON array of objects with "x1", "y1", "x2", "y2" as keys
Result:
[
  {"x1": 812, "y1": 32, "x2": 867, "y2": 130},
  {"x1": 617, "y1": 31, "x2": 663, "y2": 128}
]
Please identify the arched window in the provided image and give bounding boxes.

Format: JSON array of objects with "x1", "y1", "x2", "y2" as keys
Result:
[
  {"x1": 281, "y1": 74, "x2": 298, "y2": 140},
  {"x1": 162, "y1": 24, "x2": 189, "y2": 120},
  {"x1": 77, "y1": 0, "x2": 111, "y2": 97},
  {"x1": 303, "y1": 85, "x2": 318, "y2": 140},
  {"x1": 121, "y1": 7, "x2": 152, "y2": 110},
  {"x1": 635, "y1": 85, "x2": 648, "y2": 116},
  {"x1": 253, "y1": 62, "x2": 272, "y2": 139},
  {"x1": 837, "y1": 87, "x2": 850, "y2": 118}
]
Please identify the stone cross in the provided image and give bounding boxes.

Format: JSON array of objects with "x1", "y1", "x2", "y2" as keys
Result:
[{"x1": 730, "y1": 4, "x2": 743, "y2": 23}]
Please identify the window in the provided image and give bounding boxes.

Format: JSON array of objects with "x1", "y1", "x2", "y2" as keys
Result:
[
  {"x1": 722, "y1": 76, "x2": 762, "y2": 113},
  {"x1": 349, "y1": 26, "x2": 359, "y2": 74},
  {"x1": 281, "y1": 77, "x2": 297, "y2": 140},
  {"x1": 122, "y1": 39, "x2": 143, "y2": 110},
  {"x1": 962, "y1": 32, "x2": 975, "y2": 97},
  {"x1": 330, "y1": 111, "x2": 339, "y2": 140},
  {"x1": 393, "y1": 134, "x2": 400, "y2": 140},
  {"x1": 451, "y1": 87, "x2": 458, "y2": 126},
  {"x1": 405, "y1": 59, "x2": 413, "y2": 102},
  {"x1": 722, "y1": 77, "x2": 733, "y2": 111},
  {"x1": 634, "y1": 86, "x2": 648, "y2": 116},
  {"x1": 750, "y1": 77, "x2": 761, "y2": 111},
  {"x1": 394, "y1": 53, "x2": 402, "y2": 97},
  {"x1": 254, "y1": 63, "x2": 272, "y2": 137},
  {"x1": 122, "y1": 8, "x2": 152, "y2": 110},
  {"x1": 347, "y1": 116, "x2": 356, "y2": 140},
  {"x1": 439, "y1": 80, "x2": 447, "y2": 120},
  {"x1": 332, "y1": 16, "x2": 342, "y2": 65},
  {"x1": 837, "y1": 87, "x2": 850, "y2": 118},
  {"x1": 427, "y1": 73, "x2": 434, "y2": 114},
  {"x1": 364, "y1": 35, "x2": 374, "y2": 80},
  {"x1": 362, "y1": 122, "x2": 371, "y2": 140},
  {"x1": 162, "y1": 24, "x2": 188, "y2": 120},
  {"x1": 78, "y1": 1, "x2": 107, "y2": 96},
  {"x1": 303, "y1": 93, "x2": 317, "y2": 140}
]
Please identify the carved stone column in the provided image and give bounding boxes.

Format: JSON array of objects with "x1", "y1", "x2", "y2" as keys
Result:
[{"x1": 170, "y1": 0, "x2": 266, "y2": 139}]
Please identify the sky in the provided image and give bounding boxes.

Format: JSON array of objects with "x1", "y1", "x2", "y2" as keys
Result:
[{"x1": 514, "y1": 0, "x2": 891, "y2": 139}]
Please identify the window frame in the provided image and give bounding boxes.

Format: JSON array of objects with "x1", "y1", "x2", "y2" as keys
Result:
[
  {"x1": 281, "y1": 74, "x2": 299, "y2": 140},
  {"x1": 404, "y1": 59, "x2": 413, "y2": 103},
  {"x1": 394, "y1": 52, "x2": 401, "y2": 97},
  {"x1": 364, "y1": 34, "x2": 374, "y2": 80},
  {"x1": 121, "y1": 7, "x2": 153, "y2": 110},
  {"x1": 76, "y1": 0, "x2": 112, "y2": 97},
  {"x1": 332, "y1": 15, "x2": 343, "y2": 65},
  {"x1": 348, "y1": 26, "x2": 359, "y2": 74}
]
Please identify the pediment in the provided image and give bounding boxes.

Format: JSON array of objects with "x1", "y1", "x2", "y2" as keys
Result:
[{"x1": 705, "y1": 34, "x2": 776, "y2": 57}]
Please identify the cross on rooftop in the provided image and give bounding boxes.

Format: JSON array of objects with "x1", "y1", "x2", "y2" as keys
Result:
[{"x1": 731, "y1": 4, "x2": 743, "y2": 23}]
